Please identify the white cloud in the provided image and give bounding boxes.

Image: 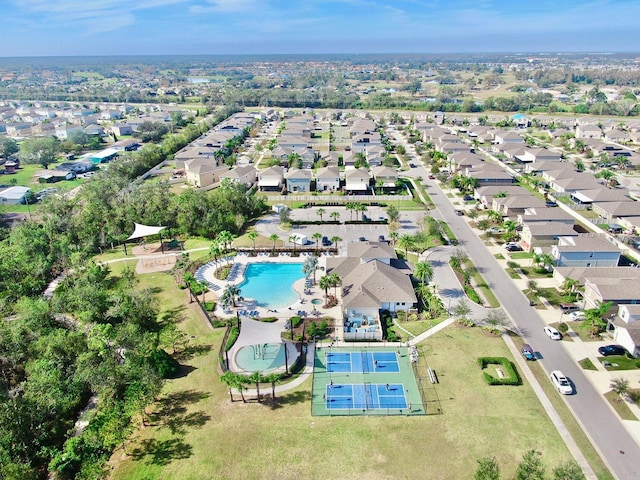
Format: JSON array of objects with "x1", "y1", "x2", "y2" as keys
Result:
[{"x1": 190, "y1": 0, "x2": 262, "y2": 14}]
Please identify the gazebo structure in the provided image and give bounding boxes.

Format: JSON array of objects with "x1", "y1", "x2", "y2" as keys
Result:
[{"x1": 124, "y1": 223, "x2": 167, "y2": 255}]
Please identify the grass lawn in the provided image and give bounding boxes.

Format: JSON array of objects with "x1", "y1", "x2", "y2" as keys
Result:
[
  {"x1": 569, "y1": 322, "x2": 604, "y2": 343},
  {"x1": 109, "y1": 289, "x2": 575, "y2": 480},
  {"x1": 603, "y1": 391, "x2": 638, "y2": 421},
  {"x1": 599, "y1": 355, "x2": 640, "y2": 371},
  {"x1": 397, "y1": 317, "x2": 446, "y2": 337},
  {"x1": 509, "y1": 252, "x2": 533, "y2": 260},
  {"x1": 578, "y1": 358, "x2": 598, "y2": 371}
]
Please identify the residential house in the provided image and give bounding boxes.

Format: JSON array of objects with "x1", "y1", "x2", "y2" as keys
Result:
[
  {"x1": 220, "y1": 165, "x2": 257, "y2": 188},
  {"x1": 111, "y1": 124, "x2": 134, "y2": 136},
  {"x1": 517, "y1": 148, "x2": 562, "y2": 163},
  {"x1": 474, "y1": 185, "x2": 531, "y2": 209},
  {"x1": 592, "y1": 201, "x2": 640, "y2": 223},
  {"x1": 285, "y1": 168, "x2": 312, "y2": 193},
  {"x1": 609, "y1": 304, "x2": 640, "y2": 357},
  {"x1": 492, "y1": 195, "x2": 545, "y2": 219},
  {"x1": 551, "y1": 235, "x2": 621, "y2": 267},
  {"x1": 519, "y1": 221, "x2": 578, "y2": 252},
  {"x1": 315, "y1": 166, "x2": 341, "y2": 192},
  {"x1": 371, "y1": 166, "x2": 399, "y2": 190},
  {"x1": 112, "y1": 139, "x2": 140, "y2": 152},
  {"x1": 465, "y1": 163, "x2": 516, "y2": 186},
  {"x1": 576, "y1": 124, "x2": 602, "y2": 139},
  {"x1": 493, "y1": 131, "x2": 524, "y2": 144},
  {"x1": 517, "y1": 206, "x2": 575, "y2": 225},
  {"x1": 583, "y1": 276, "x2": 640, "y2": 310},
  {"x1": 553, "y1": 266, "x2": 640, "y2": 286},
  {"x1": 344, "y1": 168, "x2": 371, "y2": 193},
  {"x1": 258, "y1": 166, "x2": 284, "y2": 191},
  {"x1": 184, "y1": 158, "x2": 229, "y2": 188},
  {"x1": 570, "y1": 187, "x2": 629, "y2": 206},
  {"x1": 0, "y1": 186, "x2": 31, "y2": 204},
  {"x1": 324, "y1": 241, "x2": 417, "y2": 341}
]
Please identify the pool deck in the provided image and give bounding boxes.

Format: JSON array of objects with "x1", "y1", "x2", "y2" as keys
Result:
[{"x1": 209, "y1": 254, "x2": 344, "y2": 334}]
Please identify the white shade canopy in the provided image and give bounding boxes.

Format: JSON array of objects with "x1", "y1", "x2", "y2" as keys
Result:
[{"x1": 127, "y1": 223, "x2": 167, "y2": 241}]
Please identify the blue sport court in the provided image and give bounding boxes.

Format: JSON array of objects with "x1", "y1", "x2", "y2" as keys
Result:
[
  {"x1": 325, "y1": 351, "x2": 400, "y2": 373},
  {"x1": 325, "y1": 383, "x2": 408, "y2": 410}
]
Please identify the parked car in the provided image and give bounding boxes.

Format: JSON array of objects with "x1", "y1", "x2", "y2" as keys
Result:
[
  {"x1": 378, "y1": 235, "x2": 385, "y2": 242},
  {"x1": 544, "y1": 326, "x2": 562, "y2": 340},
  {"x1": 487, "y1": 227, "x2": 504, "y2": 234},
  {"x1": 567, "y1": 311, "x2": 586, "y2": 321},
  {"x1": 321, "y1": 236, "x2": 331, "y2": 246},
  {"x1": 550, "y1": 370, "x2": 573, "y2": 395},
  {"x1": 545, "y1": 201, "x2": 558, "y2": 207},
  {"x1": 428, "y1": 175, "x2": 436, "y2": 180},
  {"x1": 560, "y1": 303, "x2": 579, "y2": 312},
  {"x1": 454, "y1": 209, "x2": 464, "y2": 216},
  {"x1": 504, "y1": 243, "x2": 522, "y2": 252},
  {"x1": 463, "y1": 195, "x2": 474, "y2": 201},
  {"x1": 598, "y1": 345, "x2": 627, "y2": 356},
  {"x1": 358, "y1": 237, "x2": 367, "y2": 242},
  {"x1": 522, "y1": 343, "x2": 536, "y2": 361}
]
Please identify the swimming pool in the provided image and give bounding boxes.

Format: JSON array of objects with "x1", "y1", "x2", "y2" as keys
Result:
[{"x1": 239, "y1": 262, "x2": 304, "y2": 309}]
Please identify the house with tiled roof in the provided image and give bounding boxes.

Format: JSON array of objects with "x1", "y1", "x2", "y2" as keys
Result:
[
  {"x1": 583, "y1": 276, "x2": 640, "y2": 310},
  {"x1": 551, "y1": 235, "x2": 621, "y2": 267},
  {"x1": 609, "y1": 304, "x2": 640, "y2": 357},
  {"x1": 315, "y1": 166, "x2": 341, "y2": 192},
  {"x1": 324, "y1": 241, "x2": 417, "y2": 341}
]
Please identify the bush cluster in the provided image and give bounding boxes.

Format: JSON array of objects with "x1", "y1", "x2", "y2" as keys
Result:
[{"x1": 478, "y1": 357, "x2": 522, "y2": 386}]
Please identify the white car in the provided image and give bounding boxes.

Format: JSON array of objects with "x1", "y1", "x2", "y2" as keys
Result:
[
  {"x1": 567, "y1": 311, "x2": 586, "y2": 321},
  {"x1": 544, "y1": 326, "x2": 562, "y2": 340},
  {"x1": 550, "y1": 370, "x2": 573, "y2": 395}
]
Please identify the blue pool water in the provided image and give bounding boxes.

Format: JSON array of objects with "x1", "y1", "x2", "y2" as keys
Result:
[{"x1": 239, "y1": 263, "x2": 304, "y2": 309}]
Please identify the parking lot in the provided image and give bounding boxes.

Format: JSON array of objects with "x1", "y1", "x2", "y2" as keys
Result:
[{"x1": 257, "y1": 205, "x2": 426, "y2": 251}]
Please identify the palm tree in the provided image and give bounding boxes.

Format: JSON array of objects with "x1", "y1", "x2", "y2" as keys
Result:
[
  {"x1": 220, "y1": 371, "x2": 238, "y2": 402},
  {"x1": 345, "y1": 202, "x2": 356, "y2": 221},
  {"x1": 328, "y1": 273, "x2": 341, "y2": 297},
  {"x1": 312, "y1": 232, "x2": 322, "y2": 254},
  {"x1": 486, "y1": 210, "x2": 502, "y2": 224},
  {"x1": 389, "y1": 231, "x2": 399, "y2": 246},
  {"x1": 397, "y1": 234, "x2": 415, "y2": 258},
  {"x1": 209, "y1": 241, "x2": 223, "y2": 262},
  {"x1": 222, "y1": 284, "x2": 241, "y2": 307},
  {"x1": 249, "y1": 371, "x2": 263, "y2": 403},
  {"x1": 317, "y1": 208, "x2": 326, "y2": 222},
  {"x1": 355, "y1": 203, "x2": 368, "y2": 221},
  {"x1": 330, "y1": 211, "x2": 340, "y2": 223},
  {"x1": 302, "y1": 255, "x2": 318, "y2": 283},
  {"x1": 217, "y1": 230, "x2": 235, "y2": 252},
  {"x1": 248, "y1": 231, "x2": 258, "y2": 254},
  {"x1": 270, "y1": 233, "x2": 279, "y2": 255},
  {"x1": 288, "y1": 234, "x2": 298, "y2": 254},
  {"x1": 414, "y1": 261, "x2": 434, "y2": 286},
  {"x1": 319, "y1": 275, "x2": 332, "y2": 301},
  {"x1": 264, "y1": 372, "x2": 282, "y2": 400},
  {"x1": 330, "y1": 235, "x2": 342, "y2": 249}
]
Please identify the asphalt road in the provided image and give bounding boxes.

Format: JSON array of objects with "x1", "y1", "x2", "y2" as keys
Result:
[{"x1": 418, "y1": 162, "x2": 640, "y2": 479}]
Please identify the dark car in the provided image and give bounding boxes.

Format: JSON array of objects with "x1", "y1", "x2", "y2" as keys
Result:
[
  {"x1": 428, "y1": 175, "x2": 436, "y2": 180},
  {"x1": 463, "y1": 195, "x2": 474, "y2": 201},
  {"x1": 454, "y1": 209, "x2": 464, "y2": 216},
  {"x1": 378, "y1": 235, "x2": 385, "y2": 242},
  {"x1": 358, "y1": 236, "x2": 366, "y2": 242},
  {"x1": 598, "y1": 345, "x2": 627, "y2": 356},
  {"x1": 321, "y1": 236, "x2": 331, "y2": 246},
  {"x1": 505, "y1": 244, "x2": 522, "y2": 252},
  {"x1": 545, "y1": 201, "x2": 558, "y2": 207}
]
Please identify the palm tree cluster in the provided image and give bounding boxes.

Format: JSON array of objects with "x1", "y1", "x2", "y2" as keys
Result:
[
  {"x1": 345, "y1": 202, "x2": 368, "y2": 221},
  {"x1": 220, "y1": 370, "x2": 282, "y2": 403},
  {"x1": 319, "y1": 273, "x2": 341, "y2": 307}
]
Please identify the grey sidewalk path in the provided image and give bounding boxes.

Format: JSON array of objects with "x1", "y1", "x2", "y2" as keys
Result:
[{"x1": 408, "y1": 317, "x2": 456, "y2": 346}]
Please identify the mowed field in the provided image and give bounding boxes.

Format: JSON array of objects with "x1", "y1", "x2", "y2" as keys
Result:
[{"x1": 109, "y1": 272, "x2": 572, "y2": 480}]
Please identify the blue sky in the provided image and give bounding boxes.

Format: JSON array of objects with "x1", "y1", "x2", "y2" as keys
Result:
[{"x1": 1, "y1": 0, "x2": 639, "y2": 56}]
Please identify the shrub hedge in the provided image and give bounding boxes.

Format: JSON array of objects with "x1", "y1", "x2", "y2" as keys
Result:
[{"x1": 478, "y1": 356, "x2": 521, "y2": 386}]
